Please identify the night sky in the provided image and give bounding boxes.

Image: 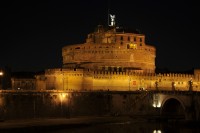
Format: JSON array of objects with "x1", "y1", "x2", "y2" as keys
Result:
[{"x1": 1, "y1": 0, "x2": 200, "y2": 72}]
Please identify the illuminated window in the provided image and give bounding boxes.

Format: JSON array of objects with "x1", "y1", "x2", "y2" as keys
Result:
[{"x1": 127, "y1": 43, "x2": 137, "y2": 49}]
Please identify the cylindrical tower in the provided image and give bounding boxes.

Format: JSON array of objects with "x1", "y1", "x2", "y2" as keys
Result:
[{"x1": 62, "y1": 25, "x2": 156, "y2": 73}]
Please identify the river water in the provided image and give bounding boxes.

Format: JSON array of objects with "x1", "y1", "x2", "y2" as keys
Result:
[{"x1": 51, "y1": 121, "x2": 200, "y2": 133}]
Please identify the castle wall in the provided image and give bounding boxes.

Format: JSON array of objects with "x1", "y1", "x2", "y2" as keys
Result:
[
  {"x1": 39, "y1": 69, "x2": 200, "y2": 92},
  {"x1": 11, "y1": 78, "x2": 36, "y2": 90}
]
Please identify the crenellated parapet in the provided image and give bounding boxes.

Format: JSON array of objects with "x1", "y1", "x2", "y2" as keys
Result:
[{"x1": 39, "y1": 68, "x2": 200, "y2": 92}]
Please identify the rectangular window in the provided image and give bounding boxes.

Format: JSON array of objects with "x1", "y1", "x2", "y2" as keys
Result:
[{"x1": 134, "y1": 37, "x2": 136, "y2": 42}]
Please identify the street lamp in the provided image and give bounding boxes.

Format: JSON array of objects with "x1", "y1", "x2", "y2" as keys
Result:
[{"x1": 0, "y1": 72, "x2": 3, "y2": 76}]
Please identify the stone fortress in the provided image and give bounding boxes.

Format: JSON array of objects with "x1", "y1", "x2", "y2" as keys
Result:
[
  {"x1": 10, "y1": 15, "x2": 200, "y2": 92},
  {"x1": 2, "y1": 15, "x2": 200, "y2": 121}
]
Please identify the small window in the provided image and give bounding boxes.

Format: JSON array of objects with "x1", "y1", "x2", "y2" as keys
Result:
[
  {"x1": 120, "y1": 36, "x2": 123, "y2": 40},
  {"x1": 134, "y1": 37, "x2": 136, "y2": 42},
  {"x1": 75, "y1": 47, "x2": 80, "y2": 49},
  {"x1": 128, "y1": 36, "x2": 130, "y2": 41},
  {"x1": 127, "y1": 44, "x2": 130, "y2": 49}
]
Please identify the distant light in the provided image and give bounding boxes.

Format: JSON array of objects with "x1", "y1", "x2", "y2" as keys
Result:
[
  {"x1": 61, "y1": 93, "x2": 66, "y2": 98},
  {"x1": 0, "y1": 72, "x2": 3, "y2": 76},
  {"x1": 153, "y1": 130, "x2": 162, "y2": 133},
  {"x1": 152, "y1": 101, "x2": 161, "y2": 108},
  {"x1": 18, "y1": 88, "x2": 20, "y2": 90},
  {"x1": 59, "y1": 93, "x2": 68, "y2": 101},
  {"x1": 157, "y1": 102, "x2": 161, "y2": 108},
  {"x1": 174, "y1": 83, "x2": 176, "y2": 86}
]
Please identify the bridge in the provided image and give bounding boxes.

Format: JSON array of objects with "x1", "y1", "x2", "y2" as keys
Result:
[
  {"x1": 0, "y1": 89, "x2": 200, "y2": 121},
  {"x1": 150, "y1": 90, "x2": 200, "y2": 121}
]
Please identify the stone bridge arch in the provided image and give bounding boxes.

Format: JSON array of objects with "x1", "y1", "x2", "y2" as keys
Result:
[
  {"x1": 161, "y1": 96, "x2": 186, "y2": 111},
  {"x1": 161, "y1": 96, "x2": 186, "y2": 119},
  {"x1": 153, "y1": 93, "x2": 193, "y2": 120}
]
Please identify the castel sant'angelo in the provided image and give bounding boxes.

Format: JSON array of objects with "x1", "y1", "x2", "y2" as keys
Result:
[{"x1": 30, "y1": 15, "x2": 200, "y2": 91}]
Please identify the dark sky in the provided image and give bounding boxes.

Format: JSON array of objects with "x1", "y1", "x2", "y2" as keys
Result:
[{"x1": 1, "y1": 0, "x2": 200, "y2": 72}]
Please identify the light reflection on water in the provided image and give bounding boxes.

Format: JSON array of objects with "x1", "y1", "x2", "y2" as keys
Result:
[
  {"x1": 51, "y1": 121, "x2": 200, "y2": 133},
  {"x1": 153, "y1": 130, "x2": 162, "y2": 133}
]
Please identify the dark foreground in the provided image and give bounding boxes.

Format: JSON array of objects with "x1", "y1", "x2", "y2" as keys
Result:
[
  {"x1": 0, "y1": 116, "x2": 200, "y2": 133},
  {"x1": 0, "y1": 116, "x2": 132, "y2": 133}
]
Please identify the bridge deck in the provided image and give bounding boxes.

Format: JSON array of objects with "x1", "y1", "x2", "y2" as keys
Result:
[{"x1": 0, "y1": 90, "x2": 200, "y2": 95}]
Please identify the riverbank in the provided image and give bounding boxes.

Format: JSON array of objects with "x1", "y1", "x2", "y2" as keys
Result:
[
  {"x1": 0, "y1": 116, "x2": 132, "y2": 132},
  {"x1": 1, "y1": 116, "x2": 200, "y2": 133}
]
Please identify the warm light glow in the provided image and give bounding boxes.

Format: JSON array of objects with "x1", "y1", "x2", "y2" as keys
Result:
[
  {"x1": 153, "y1": 130, "x2": 162, "y2": 133},
  {"x1": 153, "y1": 103, "x2": 156, "y2": 108},
  {"x1": 152, "y1": 101, "x2": 161, "y2": 108},
  {"x1": 157, "y1": 102, "x2": 161, "y2": 108},
  {"x1": 130, "y1": 43, "x2": 137, "y2": 49},
  {"x1": 152, "y1": 94, "x2": 161, "y2": 108},
  {"x1": 0, "y1": 72, "x2": 3, "y2": 76},
  {"x1": 59, "y1": 93, "x2": 68, "y2": 101}
]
